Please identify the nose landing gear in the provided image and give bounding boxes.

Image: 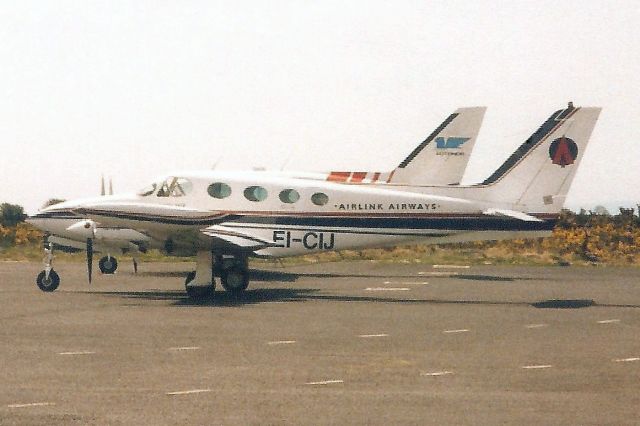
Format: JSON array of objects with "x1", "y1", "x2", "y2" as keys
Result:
[{"x1": 36, "y1": 241, "x2": 60, "y2": 292}]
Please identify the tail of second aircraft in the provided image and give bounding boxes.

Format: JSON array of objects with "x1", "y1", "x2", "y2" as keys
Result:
[
  {"x1": 325, "y1": 107, "x2": 486, "y2": 186},
  {"x1": 388, "y1": 107, "x2": 486, "y2": 185},
  {"x1": 479, "y1": 103, "x2": 601, "y2": 213}
]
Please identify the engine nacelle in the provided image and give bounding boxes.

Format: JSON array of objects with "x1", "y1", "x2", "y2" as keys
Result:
[{"x1": 66, "y1": 220, "x2": 97, "y2": 239}]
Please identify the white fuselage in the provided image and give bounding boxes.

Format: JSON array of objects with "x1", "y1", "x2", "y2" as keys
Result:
[{"x1": 28, "y1": 170, "x2": 557, "y2": 258}]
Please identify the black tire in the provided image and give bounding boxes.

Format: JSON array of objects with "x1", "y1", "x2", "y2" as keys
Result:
[
  {"x1": 36, "y1": 270, "x2": 60, "y2": 292},
  {"x1": 184, "y1": 271, "x2": 214, "y2": 300},
  {"x1": 221, "y1": 266, "x2": 249, "y2": 295},
  {"x1": 99, "y1": 256, "x2": 118, "y2": 274}
]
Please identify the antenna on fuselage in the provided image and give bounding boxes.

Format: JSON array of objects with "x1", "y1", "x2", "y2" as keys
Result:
[{"x1": 211, "y1": 154, "x2": 223, "y2": 170}]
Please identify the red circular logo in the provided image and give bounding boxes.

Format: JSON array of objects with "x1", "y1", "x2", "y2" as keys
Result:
[{"x1": 549, "y1": 137, "x2": 578, "y2": 167}]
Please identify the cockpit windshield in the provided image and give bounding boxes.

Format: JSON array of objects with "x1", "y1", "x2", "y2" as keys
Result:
[
  {"x1": 156, "y1": 177, "x2": 193, "y2": 197},
  {"x1": 137, "y1": 183, "x2": 157, "y2": 197}
]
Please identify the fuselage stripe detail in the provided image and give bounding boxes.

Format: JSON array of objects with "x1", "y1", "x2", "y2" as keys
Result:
[
  {"x1": 397, "y1": 112, "x2": 459, "y2": 168},
  {"x1": 71, "y1": 208, "x2": 557, "y2": 231}
]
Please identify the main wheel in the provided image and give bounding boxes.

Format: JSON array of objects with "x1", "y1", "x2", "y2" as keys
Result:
[
  {"x1": 36, "y1": 270, "x2": 60, "y2": 292},
  {"x1": 221, "y1": 266, "x2": 249, "y2": 295},
  {"x1": 184, "y1": 271, "x2": 214, "y2": 300},
  {"x1": 99, "y1": 256, "x2": 118, "y2": 274}
]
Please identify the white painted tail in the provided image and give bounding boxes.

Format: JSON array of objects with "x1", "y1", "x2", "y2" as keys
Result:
[
  {"x1": 388, "y1": 107, "x2": 486, "y2": 185},
  {"x1": 481, "y1": 104, "x2": 601, "y2": 213}
]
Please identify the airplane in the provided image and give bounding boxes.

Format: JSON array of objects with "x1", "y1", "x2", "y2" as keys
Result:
[
  {"x1": 43, "y1": 175, "x2": 139, "y2": 275},
  {"x1": 28, "y1": 106, "x2": 486, "y2": 279},
  {"x1": 27, "y1": 103, "x2": 601, "y2": 301}
]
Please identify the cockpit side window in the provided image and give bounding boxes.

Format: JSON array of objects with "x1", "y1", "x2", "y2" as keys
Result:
[
  {"x1": 156, "y1": 177, "x2": 193, "y2": 197},
  {"x1": 137, "y1": 183, "x2": 157, "y2": 197}
]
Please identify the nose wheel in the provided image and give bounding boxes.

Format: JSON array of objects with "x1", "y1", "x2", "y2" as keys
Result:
[
  {"x1": 36, "y1": 240, "x2": 60, "y2": 292},
  {"x1": 36, "y1": 269, "x2": 60, "y2": 292}
]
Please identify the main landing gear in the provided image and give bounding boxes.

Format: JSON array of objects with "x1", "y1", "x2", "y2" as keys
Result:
[
  {"x1": 97, "y1": 255, "x2": 139, "y2": 275},
  {"x1": 98, "y1": 255, "x2": 118, "y2": 274},
  {"x1": 185, "y1": 252, "x2": 249, "y2": 301}
]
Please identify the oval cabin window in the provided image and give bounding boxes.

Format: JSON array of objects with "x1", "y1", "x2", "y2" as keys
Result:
[
  {"x1": 208, "y1": 182, "x2": 232, "y2": 199},
  {"x1": 244, "y1": 186, "x2": 268, "y2": 202},
  {"x1": 279, "y1": 189, "x2": 300, "y2": 204},
  {"x1": 311, "y1": 192, "x2": 329, "y2": 206}
]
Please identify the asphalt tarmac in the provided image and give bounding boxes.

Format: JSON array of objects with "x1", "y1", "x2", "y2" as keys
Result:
[{"x1": 0, "y1": 260, "x2": 639, "y2": 425}]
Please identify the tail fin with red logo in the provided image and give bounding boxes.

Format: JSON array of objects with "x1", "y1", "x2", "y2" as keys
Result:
[{"x1": 480, "y1": 103, "x2": 601, "y2": 213}]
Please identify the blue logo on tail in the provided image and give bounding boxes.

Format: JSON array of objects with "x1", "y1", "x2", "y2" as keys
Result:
[{"x1": 436, "y1": 137, "x2": 470, "y2": 149}]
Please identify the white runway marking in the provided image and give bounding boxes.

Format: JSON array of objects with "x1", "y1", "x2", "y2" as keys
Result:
[
  {"x1": 168, "y1": 346, "x2": 201, "y2": 351},
  {"x1": 7, "y1": 402, "x2": 55, "y2": 408},
  {"x1": 421, "y1": 371, "x2": 453, "y2": 377},
  {"x1": 58, "y1": 351, "x2": 96, "y2": 355},
  {"x1": 418, "y1": 271, "x2": 460, "y2": 276},
  {"x1": 597, "y1": 319, "x2": 620, "y2": 324},
  {"x1": 383, "y1": 281, "x2": 429, "y2": 285},
  {"x1": 358, "y1": 334, "x2": 389, "y2": 338},
  {"x1": 432, "y1": 265, "x2": 470, "y2": 269},
  {"x1": 166, "y1": 389, "x2": 211, "y2": 396},
  {"x1": 267, "y1": 340, "x2": 297, "y2": 345},
  {"x1": 443, "y1": 329, "x2": 469, "y2": 334},
  {"x1": 522, "y1": 365, "x2": 552, "y2": 369},
  {"x1": 525, "y1": 324, "x2": 548, "y2": 329},
  {"x1": 306, "y1": 379, "x2": 344, "y2": 385},
  {"x1": 365, "y1": 287, "x2": 410, "y2": 291},
  {"x1": 613, "y1": 357, "x2": 640, "y2": 363}
]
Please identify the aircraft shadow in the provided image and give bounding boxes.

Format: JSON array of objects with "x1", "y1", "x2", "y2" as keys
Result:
[
  {"x1": 132, "y1": 269, "x2": 299, "y2": 282},
  {"x1": 532, "y1": 299, "x2": 595, "y2": 309},
  {"x1": 91, "y1": 289, "x2": 640, "y2": 309},
  {"x1": 259, "y1": 270, "x2": 526, "y2": 282},
  {"x1": 131, "y1": 267, "x2": 529, "y2": 283}
]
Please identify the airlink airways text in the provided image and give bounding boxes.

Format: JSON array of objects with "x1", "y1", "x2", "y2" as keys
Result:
[{"x1": 336, "y1": 203, "x2": 439, "y2": 211}]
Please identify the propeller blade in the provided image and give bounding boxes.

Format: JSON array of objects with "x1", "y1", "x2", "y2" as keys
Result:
[
  {"x1": 86, "y1": 238, "x2": 93, "y2": 284},
  {"x1": 133, "y1": 258, "x2": 138, "y2": 274}
]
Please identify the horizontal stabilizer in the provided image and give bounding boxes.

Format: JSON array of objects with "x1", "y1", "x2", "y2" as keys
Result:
[
  {"x1": 483, "y1": 208, "x2": 543, "y2": 222},
  {"x1": 201, "y1": 225, "x2": 274, "y2": 250}
]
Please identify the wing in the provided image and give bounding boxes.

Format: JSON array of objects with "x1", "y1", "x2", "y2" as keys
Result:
[{"x1": 200, "y1": 225, "x2": 276, "y2": 251}]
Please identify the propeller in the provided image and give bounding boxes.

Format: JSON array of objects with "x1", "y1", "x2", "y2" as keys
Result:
[
  {"x1": 86, "y1": 237, "x2": 93, "y2": 284},
  {"x1": 65, "y1": 219, "x2": 98, "y2": 284}
]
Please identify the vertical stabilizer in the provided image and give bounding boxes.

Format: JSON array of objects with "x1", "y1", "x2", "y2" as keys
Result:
[
  {"x1": 389, "y1": 107, "x2": 486, "y2": 185},
  {"x1": 482, "y1": 104, "x2": 601, "y2": 212}
]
